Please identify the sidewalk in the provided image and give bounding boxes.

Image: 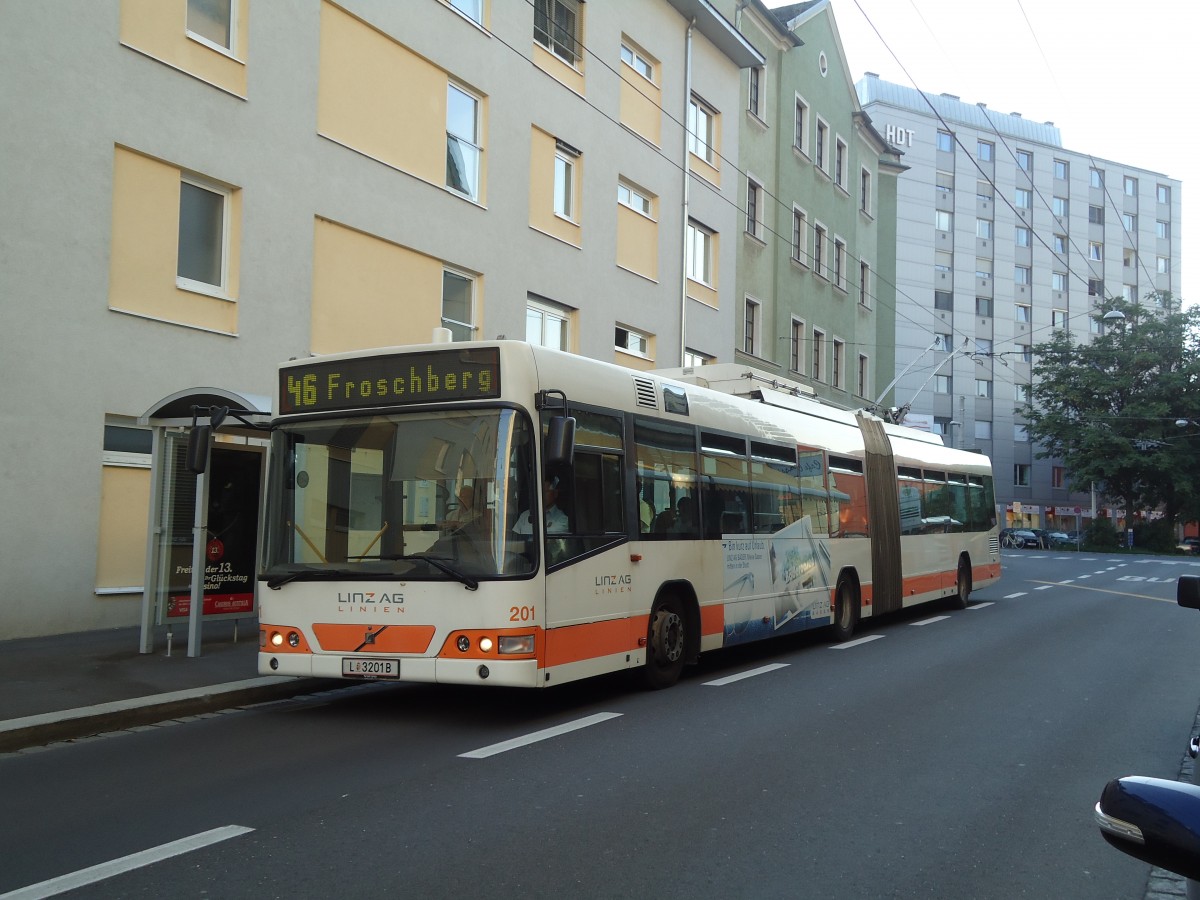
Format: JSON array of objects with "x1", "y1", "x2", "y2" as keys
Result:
[{"x1": 0, "y1": 620, "x2": 327, "y2": 753}]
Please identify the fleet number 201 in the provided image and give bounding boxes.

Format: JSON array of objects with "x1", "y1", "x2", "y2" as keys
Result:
[{"x1": 509, "y1": 606, "x2": 536, "y2": 622}]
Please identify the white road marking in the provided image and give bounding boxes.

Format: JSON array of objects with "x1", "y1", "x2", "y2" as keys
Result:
[
  {"x1": 967, "y1": 602, "x2": 994, "y2": 610},
  {"x1": 459, "y1": 712, "x2": 622, "y2": 759},
  {"x1": 704, "y1": 663, "x2": 789, "y2": 686},
  {"x1": 1035, "y1": 585, "x2": 1053, "y2": 591},
  {"x1": 1004, "y1": 592, "x2": 1027, "y2": 599},
  {"x1": 829, "y1": 635, "x2": 885, "y2": 650},
  {"x1": 1, "y1": 825, "x2": 254, "y2": 900},
  {"x1": 911, "y1": 616, "x2": 950, "y2": 627}
]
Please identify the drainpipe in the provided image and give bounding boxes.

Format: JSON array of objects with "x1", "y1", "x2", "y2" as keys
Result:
[{"x1": 680, "y1": 17, "x2": 695, "y2": 366}]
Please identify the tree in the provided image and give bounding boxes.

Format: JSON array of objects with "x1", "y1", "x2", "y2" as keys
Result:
[{"x1": 1019, "y1": 293, "x2": 1200, "y2": 534}]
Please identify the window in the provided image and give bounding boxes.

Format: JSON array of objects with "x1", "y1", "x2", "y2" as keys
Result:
[
  {"x1": 975, "y1": 379, "x2": 992, "y2": 398},
  {"x1": 793, "y1": 96, "x2": 808, "y2": 153},
  {"x1": 860, "y1": 168, "x2": 872, "y2": 215},
  {"x1": 553, "y1": 151, "x2": 574, "y2": 219},
  {"x1": 1014, "y1": 265, "x2": 1030, "y2": 285},
  {"x1": 977, "y1": 219, "x2": 993, "y2": 239},
  {"x1": 1014, "y1": 464, "x2": 1030, "y2": 487},
  {"x1": 748, "y1": 66, "x2": 763, "y2": 117},
  {"x1": 1052, "y1": 272, "x2": 1067, "y2": 292},
  {"x1": 937, "y1": 171, "x2": 955, "y2": 193},
  {"x1": 177, "y1": 177, "x2": 228, "y2": 291},
  {"x1": 1052, "y1": 466, "x2": 1064, "y2": 489},
  {"x1": 1015, "y1": 188, "x2": 1031, "y2": 209},
  {"x1": 1016, "y1": 303, "x2": 1030, "y2": 322},
  {"x1": 1019, "y1": 344, "x2": 1033, "y2": 363},
  {"x1": 1090, "y1": 168, "x2": 1104, "y2": 188},
  {"x1": 792, "y1": 207, "x2": 808, "y2": 265},
  {"x1": 1122, "y1": 213, "x2": 1136, "y2": 231},
  {"x1": 1157, "y1": 220, "x2": 1171, "y2": 239},
  {"x1": 616, "y1": 324, "x2": 650, "y2": 357},
  {"x1": 1015, "y1": 425, "x2": 1029, "y2": 443},
  {"x1": 813, "y1": 224, "x2": 827, "y2": 278},
  {"x1": 936, "y1": 251, "x2": 953, "y2": 273},
  {"x1": 789, "y1": 319, "x2": 804, "y2": 373},
  {"x1": 832, "y1": 339, "x2": 844, "y2": 389},
  {"x1": 685, "y1": 220, "x2": 712, "y2": 284},
  {"x1": 935, "y1": 332, "x2": 952, "y2": 350},
  {"x1": 936, "y1": 130, "x2": 953, "y2": 152},
  {"x1": 1016, "y1": 150, "x2": 1032, "y2": 171},
  {"x1": 1052, "y1": 308, "x2": 1067, "y2": 329},
  {"x1": 1158, "y1": 256, "x2": 1170, "y2": 274},
  {"x1": 1016, "y1": 383, "x2": 1031, "y2": 404},
  {"x1": 935, "y1": 210, "x2": 953, "y2": 232},
  {"x1": 976, "y1": 338, "x2": 993, "y2": 355},
  {"x1": 811, "y1": 329, "x2": 825, "y2": 381},
  {"x1": 683, "y1": 349, "x2": 712, "y2": 368},
  {"x1": 833, "y1": 239, "x2": 846, "y2": 289},
  {"x1": 857, "y1": 354, "x2": 869, "y2": 398},
  {"x1": 1088, "y1": 278, "x2": 1104, "y2": 298},
  {"x1": 441, "y1": 269, "x2": 474, "y2": 340},
  {"x1": 974, "y1": 258, "x2": 991, "y2": 279},
  {"x1": 934, "y1": 290, "x2": 953, "y2": 311},
  {"x1": 975, "y1": 420, "x2": 992, "y2": 440},
  {"x1": 934, "y1": 374, "x2": 951, "y2": 394},
  {"x1": 449, "y1": 0, "x2": 482, "y2": 22},
  {"x1": 746, "y1": 178, "x2": 761, "y2": 238},
  {"x1": 1157, "y1": 184, "x2": 1171, "y2": 204},
  {"x1": 1054, "y1": 234, "x2": 1068, "y2": 254},
  {"x1": 534, "y1": 0, "x2": 580, "y2": 67},
  {"x1": 977, "y1": 140, "x2": 993, "y2": 161},
  {"x1": 835, "y1": 137, "x2": 847, "y2": 187},
  {"x1": 975, "y1": 296, "x2": 992, "y2": 317},
  {"x1": 1122, "y1": 284, "x2": 1136, "y2": 302},
  {"x1": 1054, "y1": 159, "x2": 1069, "y2": 180},
  {"x1": 687, "y1": 95, "x2": 716, "y2": 164},
  {"x1": 1052, "y1": 196, "x2": 1068, "y2": 217},
  {"x1": 621, "y1": 42, "x2": 654, "y2": 81},
  {"x1": 1123, "y1": 248, "x2": 1136, "y2": 269},
  {"x1": 526, "y1": 295, "x2": 572, "y2": 350},
  {"x1": 617, "y1": 181, "x2": 652, "y2": 216},
  {"x1": 446, "y1": 84, "x2": 480, "y2": 200},
  {"x1": 859, "y1": 261, "x2": 871, "y2": 308},
  {"x1": 1089, "y1": 241, "x2": 1103, "y2": 261},
  {"x1": 1014, "y1": 225, "x2": 1029, "y2": 246},
  {"x1": 815, "y1": 119, "x2": 828, "y2": 171},
  {"x1": 976, "y1": 179, "x2": 993, "y2": 200},
  {"x1": 1089, "y1": 205, "x2": 1104, "y2": 225},
  {"x1": 187, "y1": 0, "x2": 233, "y2": 51},
  {"x1": 743, "y1": 297, "x2": 759, "y2": 355},
  {"x1": 1124, "y1": 175, "x2": 1138, "y2": 196}
]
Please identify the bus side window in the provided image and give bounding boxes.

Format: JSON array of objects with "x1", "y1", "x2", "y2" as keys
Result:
[{"x1": 635, "y1": 418, "x2": 699, "y2": 540}]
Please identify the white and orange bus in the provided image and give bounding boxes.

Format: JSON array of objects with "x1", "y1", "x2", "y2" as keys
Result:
[{"x1": 259, "y1": 340, "x2": 1000, "y2": 689}]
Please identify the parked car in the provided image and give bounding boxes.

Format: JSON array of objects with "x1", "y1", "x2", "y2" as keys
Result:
[
  {"x1": 1177, "y1": 537, "x2": 1200, "y2": 555},
  {"x1": 1095, "y1": 574, "x2": 1200, "y2": 897},
  {"x1": 1000, "y1": 528, "x2": 1039, "y2": 549}
]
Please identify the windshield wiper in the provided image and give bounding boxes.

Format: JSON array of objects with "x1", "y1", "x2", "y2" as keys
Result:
[
  {"x1": 264, "y1": 568, "x2": 358, "y2": 590},
  {"x1": 379, "y1": 554, "x2": 479, "y2": 591}
]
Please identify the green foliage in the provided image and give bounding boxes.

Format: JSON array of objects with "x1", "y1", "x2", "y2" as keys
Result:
[
  {"x1": 1084, "y1": 518, "x2": 1121, "y2": 550},
  {"x1": 1020, "y1": 293, "x2": 1200, "y2": 534},
  {"x1": 1132, "y1": 518, "x2": 1176, "y2": 553}
]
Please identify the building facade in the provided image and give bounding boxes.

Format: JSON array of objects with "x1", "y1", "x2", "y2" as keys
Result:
[
  {"x1": 0, "y1": 0, "x2": 764, "y2": 638},
  {"x1": 717, "y1": 1, "x2": 902, "y2": 407},
  {"x1": 857, "y1": 74, "x2": 1183, "y2": 529}
]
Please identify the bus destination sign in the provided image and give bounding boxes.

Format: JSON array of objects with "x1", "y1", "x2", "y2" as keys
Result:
[{"x1": 280, "y1": 347, "x2": 501, "y2": 414}]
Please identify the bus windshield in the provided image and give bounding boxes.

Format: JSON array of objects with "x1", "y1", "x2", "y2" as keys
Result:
[{"x1": 262, "y1": 408, "x2": 538, "y2": 584}]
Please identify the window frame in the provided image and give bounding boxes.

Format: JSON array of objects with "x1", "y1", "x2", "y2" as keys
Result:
[
  {"x1": 185, "y1": 0, "x2": 237, "y2": 55},
  {"x1": 685, "y1": 219, "x2": 713, "y2": 286},
  {"x1": 446, "y1": 82, "x2": 481, "y2": 201},
  {"x1": 534, "y1": 0, "x2": 581, "y2": 68},
  {"x1": 441, "y1": 267, "x2": 476, "y2": 340},
  {"x1": 176, "y1": 173, "x2": 231, "y2": 297}
]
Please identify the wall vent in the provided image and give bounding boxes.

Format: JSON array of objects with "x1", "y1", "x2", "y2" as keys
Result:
[{"x1": 633, "y1": 377, "x2": 658, "y2": 409}]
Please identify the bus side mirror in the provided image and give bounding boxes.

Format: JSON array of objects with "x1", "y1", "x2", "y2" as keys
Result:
[
  {"x1": 545, "y1": 416, "x2": 576, "y2": 466},
  {"x1": 187, "y1": 425, "x2": 212, "y2": 474}
]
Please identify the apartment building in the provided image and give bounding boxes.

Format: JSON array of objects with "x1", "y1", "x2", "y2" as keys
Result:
[
  {"x1": 0, "y1": 0, "x2": 763, "y2": 638},
  {"x1": 857, "y1": 74, "x2": 1183, "y2": 528},
  {"x1": 714, "y1": 0, "x2": 902, "y2": 407}
]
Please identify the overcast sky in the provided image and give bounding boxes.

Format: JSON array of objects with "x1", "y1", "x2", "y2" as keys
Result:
[{"x1": 768, "y1": 0, "x2": 1191, "y2": 306}]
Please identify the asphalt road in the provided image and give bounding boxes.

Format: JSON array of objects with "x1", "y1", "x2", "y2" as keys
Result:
[{"x1": 3, "y1": 550, "x2": 1200, "y2": 899}]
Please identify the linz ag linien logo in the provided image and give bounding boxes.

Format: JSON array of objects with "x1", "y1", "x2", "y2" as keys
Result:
[
  {"x1": 337, "y1": 591, "x2": 405, "y2": 612},
  {"x1": 594, "y1": 574, "x2": 632, "y2": 595}
]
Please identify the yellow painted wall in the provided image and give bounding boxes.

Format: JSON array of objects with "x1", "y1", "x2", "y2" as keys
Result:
[
  {"x1": 532, "y1": 41, "x2": 584, "y2": 95},
  {"x1": 318, "y1": 2, "x2": 486, "y2": 200},
  {"x1": 94, "y1": 466, "x2": 150, "y2": 590},
  {"x1": 109, "y1": 146, "x2": 241, "y2": 333},
  {"x1": 616, "y1": 203, "x2": 658, "y2": 280},
  {"x1": 312, "y1": 218, "x2": 483, "y2": 354},
  {"x1": 119, "y1": 0, "x2": 249, "y2": 96},
  {"x1": 619, "y1": 72, "x2": 661, "y2": 146},
  {"x1": 529, "y1": 127, "x2": 582, "y2": 247}
]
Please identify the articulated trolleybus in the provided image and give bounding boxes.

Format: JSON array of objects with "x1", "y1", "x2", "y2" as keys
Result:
[{"x1": 259, "y1": 340, "x2": 1000, "y2": 689}]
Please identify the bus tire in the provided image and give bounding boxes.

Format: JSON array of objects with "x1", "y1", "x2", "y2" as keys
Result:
[
  {"x1": 831, "y1": 578, "x2": 859, "y2": 643},
  {"x1": 950, "y1": 556, "x2": 972, "y2": 610},
  {"x1": 642, "y1": 594, "x2": 686, "y2": 690}
]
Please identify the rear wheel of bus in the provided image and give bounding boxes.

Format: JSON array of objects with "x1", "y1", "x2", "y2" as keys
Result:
[
  {"x1": 643, "y1": 594, "x2": 687, "y2": 689},
  {"x1": 948, "y1": 555, "x2": 972, "y2": 610}
]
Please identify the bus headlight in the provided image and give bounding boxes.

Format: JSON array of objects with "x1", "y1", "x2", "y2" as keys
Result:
[
  {"x1": 288, "y1": 631, "x2": 300, "y2": 648},
  {"x1": 456, "y1": 635, "x2": 471, "y2": 653},
  {"x1": 270, "y1": 631, "x2": 284, "y2": 647},
  {"x1": 498, "y1": 635, "x2": 534, "y2": 655}
]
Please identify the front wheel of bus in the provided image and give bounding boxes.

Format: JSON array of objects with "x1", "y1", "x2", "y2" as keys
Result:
[
  {"x1": 831, "y1": 579, "x2": 859, "y2": 643},
  {"x1": 643, "y1": 596, "x2": 686, "y2": 690},
  {"x1": 950, "y1": 557, "x2": 972, "y2": 610}
]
